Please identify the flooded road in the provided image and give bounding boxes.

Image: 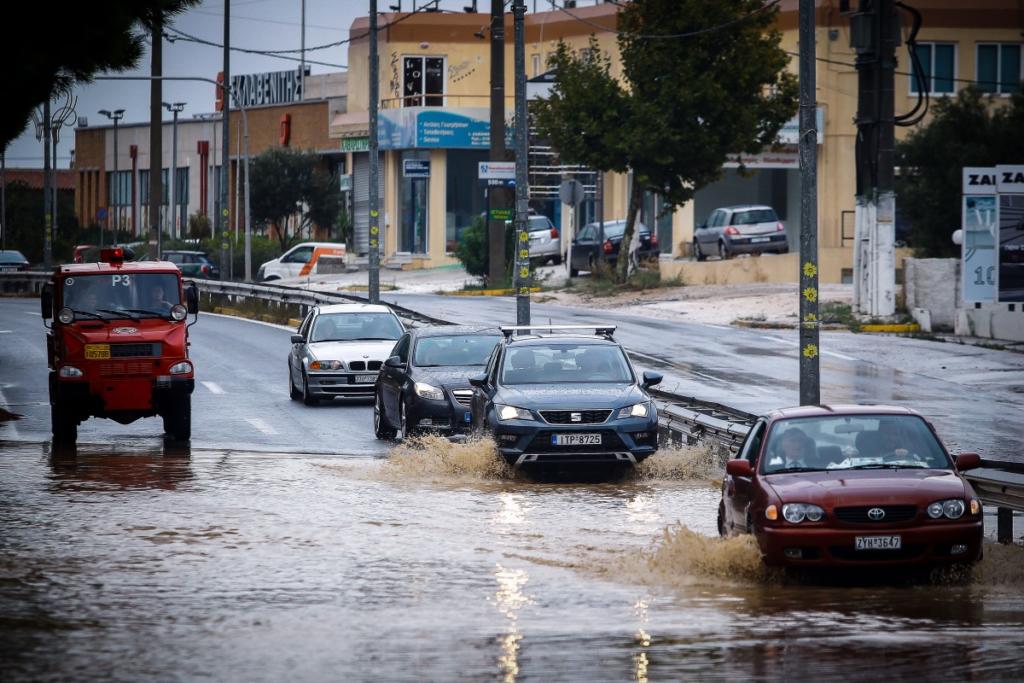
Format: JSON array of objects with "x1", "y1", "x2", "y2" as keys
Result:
[{"x1": 2, "y1": 438, "x2": 1023, "y2": 682}]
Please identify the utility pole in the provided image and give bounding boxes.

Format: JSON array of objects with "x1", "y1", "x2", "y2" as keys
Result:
[
  {"x1": 512, "y1": 0, "x2": 529, "y2": 325},
  {"x1": 150, "y1": 11, "x2": 163, "y2": 258},
  {"x1": 43, "y1": 98, "x2": 52, "y2": 269},
  {"x1": 487, "y1": 0, "x2": 510, "y2": 286},
  {"x1": 300, "y1": 0, "x2": 306, "y2": 78},
  {"x1": 368, "y1": 0, "x2": 381, "y2": 303},
  {"x1": 99, "y1": 109, "x2": 125, "y2": 249},
  {"x1": 163, "y1": 102, "x2": 185, "y2": 251},
  {"x1": 851, "y1": 0, "x2": 897, "y2": 317},
  {"x1": 1, "y1": 148, "x2": 6, "y2": 253},
  {"x1": 221, "y1": 0, "x2": 231, "y2": 278},
  {"x1": 798, "y1": 0, "x2": 820, "y2": 405}
]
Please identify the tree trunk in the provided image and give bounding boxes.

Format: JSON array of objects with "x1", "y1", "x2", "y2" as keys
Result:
[{"x1": 616, "y1": 179, "x2": 643, "y2": 283}]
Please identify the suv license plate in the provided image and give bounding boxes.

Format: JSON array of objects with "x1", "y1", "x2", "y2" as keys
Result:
[
  {"x1": 855, "y1": 535, "x2": 901, "y2": 550},
  {"x1": 355, "y1": 374, "x2": 377, "y2": 383},
  {"x1": 552, "y1": 433, "x2": 601, "y2": 446},
  {"x1": 85, "y1": 343, "x2": 111, "y2": 360}
]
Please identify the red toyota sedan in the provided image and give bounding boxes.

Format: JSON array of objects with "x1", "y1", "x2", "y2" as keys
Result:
[{"x1": 718, "y1": 405, "x2": 984, "y2": 567}]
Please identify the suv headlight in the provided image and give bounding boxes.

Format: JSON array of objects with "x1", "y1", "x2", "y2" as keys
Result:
[
  {"x1": 309, "y1": 360, "x2": 344, "y2": 371},
  {"x1": 927, "y1": 498, "x2": 966, "y2": 520},
  {"x1": 617, "y1": 402, "x2": 650, "y2": 419},
  {"x1": 496, "y1": 404, "x2": 533, "y2": 421},
  {"x1": 414, "y1": 382, "x2": 444, "y2": 401},
  {"x1": 782, "y1": 503, "x2": 825, "y2": 523}
]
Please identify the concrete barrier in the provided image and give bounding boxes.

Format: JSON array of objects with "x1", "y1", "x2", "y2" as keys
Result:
[{"x1": 903, "y1": 258, "x2": 959, "y2": 331}]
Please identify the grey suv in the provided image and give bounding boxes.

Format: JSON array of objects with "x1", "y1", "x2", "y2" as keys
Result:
[{"x1": 693, "y1": 205, "x2": 788, "y2": 260}]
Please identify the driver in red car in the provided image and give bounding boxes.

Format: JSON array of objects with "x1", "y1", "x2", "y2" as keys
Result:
[{"x1": 774, "y1": 427, "x2": 816, "y2": 470}]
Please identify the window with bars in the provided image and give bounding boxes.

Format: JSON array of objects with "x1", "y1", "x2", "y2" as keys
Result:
[
  {"x1": 403, "y1": 56, "x2": 445, "y2": 106},
  {"x1": 977, "y1": 43, "x2": 1022, "y2": 95},
  {"x1": 910, "y1": 42, "x2": 956, "y2": 94},
  {"x1": 106, "y1": 170, "x2": 132, "y2": 207}
]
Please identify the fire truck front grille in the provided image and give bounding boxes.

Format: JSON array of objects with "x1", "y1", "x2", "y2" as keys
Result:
[
  {"x1": 98, "y1": 361, "x2": 155, "y2": 377},
  {"x1": 111, "y1": 343, "x2": 162, "y2": 358}
]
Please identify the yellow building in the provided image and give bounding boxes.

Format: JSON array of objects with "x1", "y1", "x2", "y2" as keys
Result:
[{"x1": 333, "y1": 1, "x2": 1023, "y2": 281}]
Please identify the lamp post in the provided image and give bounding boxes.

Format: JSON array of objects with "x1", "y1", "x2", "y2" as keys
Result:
[
  {"x1": 162, "y1": 102, "x2": 186, "y2": 257},
  {"x1": 98, "y1": 108, "x2": 125, "y2": 249}
]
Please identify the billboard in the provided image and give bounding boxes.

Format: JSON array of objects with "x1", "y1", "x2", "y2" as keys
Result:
[
  {"x1": 961, "y1": 167, "x2": 998, "y2": 303},
  {"x1": 998, "y1": 193, "x2": 1024, "y2": 302}
]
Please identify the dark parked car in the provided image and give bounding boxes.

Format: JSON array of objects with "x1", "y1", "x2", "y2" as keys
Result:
[
  {"x1": 164, "y1": 250, "x2": 221, "y2": 279},
  {"x1": 0, "y1": 249, "x2": 30, "y2": 271},
  {"x1": 568, "y1": 220, "x2": 659, "y2": 276},
  {"x1": 694, "y1": 205, "x2": 788, "y2": 260},
  {"x1": 374, "y1": 326, "x2": 502, "y2": 438},
  {"x1": 719, "y1": 405, "x2": 984, "y2": 568},
  {"x1": 469, "y1": 325, "x2": 662, "y2": 469}
]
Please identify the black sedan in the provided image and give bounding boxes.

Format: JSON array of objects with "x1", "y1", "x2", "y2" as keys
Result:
[
  {"x1": 469, "y1": 326, "x2": 663, "y2": 469},
  {"x1": 374, "y1": 326, "x2": 502, "y2": 439},
  {"x1": 569, "y1": 220, "x2": 659, "y2": 276}
]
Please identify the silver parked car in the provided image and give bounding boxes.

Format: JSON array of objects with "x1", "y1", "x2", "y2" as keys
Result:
[
  {"x1": 526, "y1": 215, "x2": 562, "y2": 265},
  {"x1": 288, "y1": 303, "x2": 406, "y2": 405},
  {"x1": 693, "y1": 205, "x2": 788, "y2": 260}
]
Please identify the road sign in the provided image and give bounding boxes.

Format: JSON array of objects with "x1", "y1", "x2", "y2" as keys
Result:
[
  {"x1": 559, "y1": 179, "x2": 585, "y2": 206},
  {"x1": 339, "y1": 174, "x2": 352, "y2": 192},
  {"x1": 403, "y1": 159, "x2": 431, "y2": 178},
  {"x1": 479, "y1": 161, "x2": 515, "y2": 180},
  {"x1": 489, "y1": 207, "x2": 513, "y2": 221},
  {"x1": 96, "y1": 207, "x2": 108, "y2": 221}
]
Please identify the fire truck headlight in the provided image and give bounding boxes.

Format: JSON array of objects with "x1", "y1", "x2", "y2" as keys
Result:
[
  {"x1": 170, "y1": 304, "x2": 187, "y2": 321},
  {"x1": 169, "y1": 361, "x2": 193, "y2": 375},
  {"x1": 58, "y1": 307, "x2": 74, "y2": 324},
  {"x1": 58, "y1": 365, "x2": 84, "y2": 378}
]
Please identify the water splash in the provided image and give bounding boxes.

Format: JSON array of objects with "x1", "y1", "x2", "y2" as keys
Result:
[
  {"x1": 633, "y1": 443, "x2": 724, "y2": 482},
  {"x1": 380, "y1": 433, "x2": 513, "y2": 481},
  {"x1": 640, "y1": 523, "x2": 770, "y2": 585}
]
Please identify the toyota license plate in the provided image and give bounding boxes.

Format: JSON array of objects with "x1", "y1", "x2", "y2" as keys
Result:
[
  {"x1": 355, "y1": 374, "x2": 377, "y2": 383},
  {"x1": 85, "y1": 343, "x2": 111, "y2": 360},
  {"x1": 552, "y1": 433, "x2": 601, "y2": 446},
  {"x1": 855, "y1": 535, "x2": 901, "y2": 550},
  {"x1": 750, "y1": 237, "x2": 771, "y2": 243}
]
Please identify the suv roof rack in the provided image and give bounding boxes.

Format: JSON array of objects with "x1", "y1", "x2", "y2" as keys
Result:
[{"x1": 500, "y1": 324, "x2": 616, "y2": 340}]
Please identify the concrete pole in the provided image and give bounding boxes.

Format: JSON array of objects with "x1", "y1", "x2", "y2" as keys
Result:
[
  {"x1": 43, "y1": 98, "x2": 52, "y2": 269},
  {"x1": 169, "y1": 107, "x2": 179, "y2": 242},
  {"x1": 368, "y1": 0, "x2": 381, "y2": 303},
  {"x1": 110, "y1": 117, "x2": 118, "y2": 248},
  {"x1": 150, "y1": 12, "x2": 163, "y2": 258},
  {"x1": 512, "y1": 0, "x2": 529, "y2": 325},
  {"x1": 244, "y1": 112, "x2": 252, "y2": 282},
  {"x1": 220, "y1": 0, "x2": 231, "y2": 277},
  {"x1": 487, "y1": 0, "x2": 508, "y2": 286},
  {"x1": 798, "y1": 0, "x2": 820, "y2": 405}
]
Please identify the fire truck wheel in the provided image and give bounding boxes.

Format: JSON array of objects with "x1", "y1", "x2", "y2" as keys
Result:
[
  {"x1": 163, "y1": 397, "x2": 192, "y2": 442},
  {"x1": 51, "y1": 401, "x2": 77, "y2": 444}
]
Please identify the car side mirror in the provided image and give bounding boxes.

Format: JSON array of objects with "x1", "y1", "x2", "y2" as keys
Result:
[
  {"x1": 291, "y1": 334, "x2": 305, "y2": 344},
  {"x1": 185, "y1": 282, "x2": 199, "y2": 315},
  {"x1": 469, "y1": 373, "x2": 488, "y2": 388},
  {"x1": 41, "y1": 283, "x2": 53, "y2": 319},
  {"x1": 698, "y1": 224, "x2": 707, "y2": 231},
  {"x1": 642, "y1": 370, "x2": 663, "y2": 389},
  {"x1": 385, "y1": 355, "x2": 405, "y2": 369},
  {"x1": 955, "y1": 453, "x2": 981, "y2": 471},
  {"x1": 726, "y1": 460, "x2": 753, "y2": 477}
]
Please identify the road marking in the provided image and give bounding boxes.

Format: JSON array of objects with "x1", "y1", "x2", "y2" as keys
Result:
[
  {"x1": 763, "y1": 335, "x2": 798, "y2": 346},
  {"x1": 0, "y1": 330, "x2": 11, "y2": 334},
  {"x1": 822, "y1": 350, "x2": 857, "y2": 361},
  {"x1": 201, "y1": 381, "x2": 225, "y2": 395},
  {"x1": 245, "y1": 417, "x2": 278, "y2": 435},
  {"x1": 0, "y1": 386, "x2": 22, "y2": 440},
  {"x1": 201, "y1": 311, "x2": 294, "y2": 332},
  {"x1": 703, "y1": 324, "x2": 731, "y2": 330},
  {"x1": 23, "y1": 311, "x2": 40, "y2": 316}
]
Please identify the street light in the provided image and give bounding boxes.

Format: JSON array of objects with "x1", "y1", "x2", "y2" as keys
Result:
[
  {"x1": 98, "y1": 108, "x2": 125, "y2": 249},
  {"x1": 162, "y1": 101, "x2": 186, "y2": 258}
]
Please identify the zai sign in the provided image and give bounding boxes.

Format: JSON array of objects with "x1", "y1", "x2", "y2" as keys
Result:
[
  {"x1": 961, "y1": 165, "x2": 1024, "y2": 304},
  {"x1": 997, "y1": 165, "x2": 1024, "y2": 303}
]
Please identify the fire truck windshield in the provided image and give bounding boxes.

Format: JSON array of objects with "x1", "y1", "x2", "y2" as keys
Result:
[{"x1": 62, "y1": 273, "x2": 182, "y2": 319}]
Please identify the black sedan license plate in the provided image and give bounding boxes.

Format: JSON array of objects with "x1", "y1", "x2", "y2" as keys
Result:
[
  {"x1": 855, "y1": 535, "x2": 901, "y2": 550},
  {"x1": 552, "y1": 433, "x2": 601, "y2": 446}
]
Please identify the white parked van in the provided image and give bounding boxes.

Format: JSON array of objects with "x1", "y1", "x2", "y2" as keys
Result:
[{"x1": 257, "y1": 242, "x2": 346, "y2": 281}]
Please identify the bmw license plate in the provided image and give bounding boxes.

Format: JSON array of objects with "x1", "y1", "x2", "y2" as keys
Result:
[
  {"x1": 855, "y1": 535, "x2": 901, "y2": 550},
  {"x1": 750, "y1": 237, "x2": 771, "y2": 243},
  {"x1": 552, "y1": 433, "x2": 601, "y2": 446},
  {"x1": 85, "y1": 343, "x2": 111, "y2": 360},
  {"x1": 354, "y1": 374, "x2": 377, "y2": 383}
]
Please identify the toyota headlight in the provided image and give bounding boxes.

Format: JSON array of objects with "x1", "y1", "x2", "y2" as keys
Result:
[
  {"x1": 414, "y1": 382, "x2": 444, "y2": 401},
  {"x1": 617, "y1": 402, "x2": 650, "y2": 419},
  {"x1": 782, "y1": 503, "x2": 825, "y2": 523},
  {"x1": 309, "y1": 360, "x2": 344, "y2": 371},
  {"x1": 496, "y1": 404, "x2": 533, "y2": 421},
  {"x1": 927, "y1": 498, "x2": 966, "y2": 520}
]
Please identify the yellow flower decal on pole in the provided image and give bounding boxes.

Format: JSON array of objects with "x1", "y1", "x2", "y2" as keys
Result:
[
  {"x1": 803, "y1": 343, "x2": 819, "y2": 359},
  {"x1": 519, "y1": 231, "x2": 529, "y2": 242},
  {"x1": 802, "y1": 286, "x2": 818, "y2": 303},
  {"x1": 803, "y1": 261, "x2": 818, "y2": 278},
  {"x1": 519, "y1": 267, "x2": 529, "y2": 278},
  {"x1": 804, "y1": 312, "x2": 817, "y2": 322},
  {"x1": 519, "y1": 248, "x2": 529, "y2": 259}
]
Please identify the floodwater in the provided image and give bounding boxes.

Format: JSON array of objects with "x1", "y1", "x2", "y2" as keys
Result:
[{"x1": 1, "y1": 437, "x2": 1023, "y2": 682}]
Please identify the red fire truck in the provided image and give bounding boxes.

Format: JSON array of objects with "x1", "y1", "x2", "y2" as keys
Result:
[{"x1": 41, "y1": 248, "x2": 199, "y2": 444}]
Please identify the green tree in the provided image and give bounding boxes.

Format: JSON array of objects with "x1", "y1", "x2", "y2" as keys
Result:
[
  {"x1": 249, "y1": 148, "x2": 344, "y2": 252},
  {"x1": 2, "y1": 182, "x2": 79, "y2": 263},
  {"x1": 0, "y1": 1, "x2": 198, "y2": 147},
  {"x1": 533, "y1": 0, "x2": 797, "y2": 281},
  {"x1": 455, "y1": 215, "x2": 514, "y2": 283},
  {"x1": 895, "y1": 88, "x2": 1024, "y2": 258}
]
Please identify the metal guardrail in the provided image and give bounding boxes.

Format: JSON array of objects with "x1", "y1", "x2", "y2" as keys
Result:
[{"x1": 964, "y1": 462, "x2": 1024, "y2": 543}]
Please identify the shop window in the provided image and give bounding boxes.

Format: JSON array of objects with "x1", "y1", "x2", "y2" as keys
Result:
[
  {"x1": 977, "y1": 43, "x2": 1021, "y2": 94},
  {"x1": 910, "y1": 42, "x2": 956, "y2": 94},
  {"x1": 403, "y1": 56, "x2": 445, "y2": 106},
  {"x1": 446, "y1": 150, "x2": 487, "y2": 254}
]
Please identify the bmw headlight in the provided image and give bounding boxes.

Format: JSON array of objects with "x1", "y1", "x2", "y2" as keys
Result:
[
  {"x1": 309, "y1": 360, "x2": 344, "y2": 371},
  {"x1": 927, "y1": 499, "x2": 966, "y2": 520},
  {"x1": 496, "y1": 404, "x2": 533, "y2": 421},
  {"x1": 782, "y1": 503, "x2": 825, "y2": 523},
  {"x1": 617, "y1": 402, "x2": 650, "y2": 419},
  {"x1": 414, "y1": 382, "x2": 444, "y2": 401}
]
